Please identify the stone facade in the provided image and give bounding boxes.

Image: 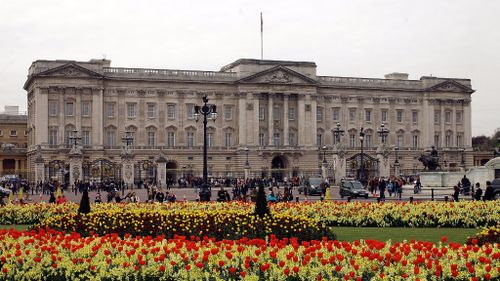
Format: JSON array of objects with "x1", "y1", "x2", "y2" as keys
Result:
[
  {"x1": 23, "y1": 58, "x2": 475, "y2": 184},
  {"x1": 0, "y1": 110, "x2": 28, "y2": 178}
]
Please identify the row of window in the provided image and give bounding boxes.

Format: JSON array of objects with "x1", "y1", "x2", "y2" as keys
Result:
[
  {"x1": 49, "y1": 100, "x2": 464, "y2": 126},
  {"x1": 0, "y1": 130, "x2": 27, "y2": 137},
  {"x1": 48, "y1": 129, "x2": 91, "y2": 146}
]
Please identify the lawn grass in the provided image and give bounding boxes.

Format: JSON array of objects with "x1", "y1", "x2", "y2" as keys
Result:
[
  {"x1": 0, "y1": 225, "x2": 30, "y2": 231},
  {"x1": 334, "y1": 227, "x2": 479, "y2": 243},
  {"x1": 0, "y1": 225, "x2": 479, "y2": 244}
]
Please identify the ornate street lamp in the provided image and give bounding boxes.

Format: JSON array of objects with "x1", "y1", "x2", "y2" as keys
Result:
[
  {"x1": 322, "y1": 145, "x2": 328, "y2": 165},
  {"x1": 395, "y1": 146, "x2": 400, "y2": 165},
  {"x1": 332, "y1": 122, "x2": 345, "y2": 145},
  {"x1": 194, "y1": 96, "x2": 218, "y2": 201},
  {"x1": 359, "y1": 127, "x2": 366, "y2": 185},
  {"x1": 377, "y1": 123, "x2": 389, "y2": 145},
  {"x1": 69, "y1": 130, "x2": 82, "y2": 148},
  {"x1": 121, "y1": 131, "x2": 134, "y2": 149}
]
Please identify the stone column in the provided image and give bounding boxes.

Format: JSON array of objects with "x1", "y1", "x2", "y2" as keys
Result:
[
  {"x1": 463, "y1": 100, "x2": 472, "y2": 147},
  {"x1": 297, "y1": 94, "x2": 306, "y2": 145},
  {"x1": 121, "y1": 156, "x2": 135, "y2": 187},
  {"x1": 332, "y1": 146, "x2": 346, "y2": 185},
  {"x1": 35, "y1": 159, "x2": 45, "y2": 183},
  {"x1": 92, "y1": 88, "x2": 103, "y2": 148},
  {"x1": 238, "y1": 93, "x2": 247, "y2": 146},
  {"x1": 440, "y1": 100, "x2": 445, "y2": 147},
  {"x1": 156, "y1": 158, "x2": 167, "y2": 189},
  {"x1": 376, "y1": 146, "x2": 390, "y2": 178},
  {"x1": 253, "y1": 94, "x2": 260, "y2": 146},
  {"x1": 69, "y1": 155, "x2": 83, "y2": 185},
  {"x1": 283, "y1": 94, "x2": 289, "y2": 146},
  {"x1": 310, "y1": 95, "x2": 318, "y2": 146},
  {"x1": 268, "y1": 94, "x2": 274, "y2": 146},
  {"x1": 321, "y1": 163, "x2": 327, "y2": 179}
]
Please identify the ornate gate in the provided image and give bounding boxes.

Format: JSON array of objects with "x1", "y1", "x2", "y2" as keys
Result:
[
  {"x1": 345, "y1": 153, "x2": 379, "y2": 180},
  {"x1": 85, "y1": 159, "x2": 120, "y2": 183}
]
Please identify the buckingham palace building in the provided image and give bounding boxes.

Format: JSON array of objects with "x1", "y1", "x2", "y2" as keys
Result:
[{"x1": 23, "y1": 58, "x2": 474, "y2": 186}]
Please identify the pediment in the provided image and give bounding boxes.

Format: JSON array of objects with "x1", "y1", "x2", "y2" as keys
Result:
[
  {"x1": 37, "y1": 63, "x2": 103, "y2": 78},
  {"x1": 237, "y1": 65, "x2": 318, "y2": 85},
  {"x1": 427, "y1": 80, "x2": 474, "y2": 93}
]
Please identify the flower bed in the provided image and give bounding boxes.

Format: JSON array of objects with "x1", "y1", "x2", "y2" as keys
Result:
[
  {"x1": 0, "y1": 229, "x2": 498, "y2": 280},
  {"x1": 467, "y1": 225, "x2": 500, "y2": 246},
  {"x1": 34, "y1": 209, "x2": 334, "y2": 241},
  {"x1": 1, "y1": 201, "x2": 499, "y2": 228}
]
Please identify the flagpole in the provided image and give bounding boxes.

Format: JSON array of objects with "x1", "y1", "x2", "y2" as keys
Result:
[{"x1": 260, "y1": 12, "x2": 263, "y2": 60}]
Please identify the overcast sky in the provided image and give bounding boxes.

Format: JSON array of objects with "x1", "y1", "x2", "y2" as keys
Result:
[{"x1": 0, "y1": 0, "x2": 498, "y2": 136}]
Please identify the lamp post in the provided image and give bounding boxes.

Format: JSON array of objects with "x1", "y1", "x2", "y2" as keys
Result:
[
  {"x1": 69, "y1": 130, "x2": 82, "y2": 148},
  {"x1": 377, "y1": 123, "x2": 389, "y2": 145},
  {"x1": 121, "y1": 131, "x2": 134, "y2": 149},
  {"x1": 460, "y1": 148, "x2": 465, "y2": 170},
  {"x1": 394, "y1": 146, "x2": 400, "y2": 176},
  {"x1": 359, "y1": 127, "x2": 366, "y2": 185},
  {"x1": 332, "y1": 122, "x2": 345, "y2": 145},
  {"x1": 194, "y1": 96, "x2": 218, "y2": 201},
  {"x1": 244, "y1": 147, "x2": 250, "y2": 179}
]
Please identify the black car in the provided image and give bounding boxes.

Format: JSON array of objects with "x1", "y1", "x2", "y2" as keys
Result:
[
  {"x1": 490, "y1": 178, "x2": 500, "y2": 200},
  {"x1": 340, "y1": 180, "x2": 369, "y2": 199},
  {"x1": 298, "y1": 178, "x2": 324, "y2": 195}
]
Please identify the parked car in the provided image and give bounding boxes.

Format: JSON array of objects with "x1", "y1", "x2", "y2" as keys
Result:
[
  {"x1": 340, "y1": 180, "x2": 369, "y2": 199},
  {"x1": 298, "y1": 177, "x2": 324, "y2": 195}
]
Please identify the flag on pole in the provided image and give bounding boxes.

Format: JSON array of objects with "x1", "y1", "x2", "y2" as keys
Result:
[
  {"x1": 260, "y1": 12, "x2": 263, "y2": 33},
  {"x1": 260, "y1": 12, "x2": 264, "y2": 60}
]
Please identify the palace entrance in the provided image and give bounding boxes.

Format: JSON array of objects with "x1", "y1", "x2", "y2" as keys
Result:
[
  {"x1": 271, "y1": 156, "x2": 287, "y2": 182},
  {"x1": 345, "y1": 153, "x2": 379, "y2": 180},
  {"x1": 165, "y1": 161, "x2": 177, "y2": 184}
]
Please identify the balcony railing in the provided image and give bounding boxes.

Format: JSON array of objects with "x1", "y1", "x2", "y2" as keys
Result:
[{"x1": 104, "y1": 67, "x2": 237, "y2": 81}]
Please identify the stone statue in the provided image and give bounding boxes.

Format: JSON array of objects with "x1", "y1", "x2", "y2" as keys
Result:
[{"x1": 418, "y1": 146, "x2": 440, "y2": 171}]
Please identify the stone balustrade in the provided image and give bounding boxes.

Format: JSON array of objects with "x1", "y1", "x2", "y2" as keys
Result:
[
  {"x1": 317, "y1": 76, "x2": 423, "y2": 89},
  {"x1": 103, "y1": 67, "x2": 237, "y2": 81}
]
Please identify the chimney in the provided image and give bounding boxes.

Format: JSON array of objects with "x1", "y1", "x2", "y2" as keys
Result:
[{"x1": 384, "y1": 72, "x2": 409, "y2": 80}]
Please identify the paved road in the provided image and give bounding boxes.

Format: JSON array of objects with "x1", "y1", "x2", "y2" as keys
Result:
[{"x1": 13, "y1": 184, "x2": 472, "y2": 204}]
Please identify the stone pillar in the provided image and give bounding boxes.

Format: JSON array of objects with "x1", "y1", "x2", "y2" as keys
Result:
[
  {"x1": 440, "y1": 100, "x2": 445, "y2": 147},
  {"x1": 394, "y1": 162, "x2": 401, "y2": 177},
  {"x1": 332, "y1": 146, "x2": 346, "y2": 185},
  {"x1": 156, "y1": 158, "x2": 167, "y2": 189},
  {"x1": 321, "y1": 163, "x2": 327, "y2": 179},
  {"x1": 283, "y1": 94, "x2": 289, "y2": 146},
  {"x1": 463, "y1": 100, "x2": 472, "y2": 147},
  {"x1": 376, "y1": 146, "x2": 390, "y2": 178},
  {"x1": 298, "y1": 94, "x2": 306, "y2": 145},
  {"x1": 238, "y1": 93, "x2": 247, "y2": 146},
  {"x1": 121, "y1": 157, "x2": 135, "y2": 187},
  {"x1": 268, "y1": 94, "x2": 274, "y2": 146},
  {"x1": 35, "y1": 159, "x2": 45, "y2": 183},
  {"x1": 244, "y1": 167, "x2": 251, "y2": 180},
  {"x1": 69, "y1": 156, "x2": 83, "y2": 185},
  {"x1": 253, "y1": 94, "x2": 260, "y2": 146}
]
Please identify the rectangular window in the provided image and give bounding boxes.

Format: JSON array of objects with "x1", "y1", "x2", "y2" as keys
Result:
[
  {"x1": 49, "y1": 129, "x2": 57, "y2": 145},
  {"x1": 396, "y1": 110, "x2": 403, "y2": 123},
  {"x1": 445, "y1": 111, "x2": 451, "y2": 124},
  {"x1": 82, "y1": 102, "x2": 90, "y2": 116},
  {"x1": 456, "y1": 134, "x2": 463, "y2": 147},
  {"x1": 147, "y1": 103, "x2": 156, "y2": 118},
  {"x1": 106, "y1": 103, "x2": 115, "y2": 118},
  {"x1": 82, "y1": 130, "x2": 90, "y2": 146},
  {"x1": 167, "y1": 131, "x2": 175, "y2": 147},
  {"x1": 49, "y1": 100, "x2": 58, "y2": 116},
  {"x1": 9, "y1": 130, "x2": 17, "y2": 136},
  {"x1": 434, "y1": 111, "x2": 441, "y2": 124},
  {"x1": 224, "y1": 105, "x2": 233, "y2": 121},
  {"x1": 316, "y1": 107, "x2": 323, "y2": 122},
  {"x1": 412, "y1": 135, "x2": 419, "y2": 148},
  {"x1": 332, "y1": 108, "x2": 340, "y2": 122},
  {"x1": 259, "y1": 106, "x2": 265, "y2": 120},
  {"x1": 288, "y1": 107, "x2": 295, "y2": 120},
  {"x1": 445, "y1": 134, "x2": 452, "y2": 147},
  {"x1": 225, "y1": 132, "x2": 232, "y2": 147},
  {"x1": 349, "y1": 134, "x2": 356, "y2": 148},
  {"x1": 106, "y1": 131, "x2": 115, "y2": 146},
  {"x1": 207, "y1": 133, "x2": 213, "y2": 147},
  {"x1": 365, "y1": 135, "x2": 372, "y2": 147},
  {"x1": 259, "y1": 133, "x2": 265, "y2": 146},
  {"x1": 397, "y1": 135, "x2": 404, "y2": 147},
  {"x1": 434, "y1": 134, "x2": 440, "y2": 147},
  {"x1": 187, "y1": 132, "x2": 194, "y2": 147},
  {"x1": 186, "y1": 104, "x2": 195, "y2": 119},
  {"x1": 365, "y1": 109, "x2": 372, "y2": 123},
  {"x1": 456, "y1": 111, "x2": 462, "y2": 124},
  {"x1": 167, "y1": 104, "x2": 176, "y2": 119},
  {"x1": 381, "y1": 110, "x2": 388, "y2": 123},
  {"x1": 289, "y1": 132, "x2": 296, "y2": 146},
  {"x1": 147, "y1": 132, "x2": 155, "y2": 146},
  {"x1": 273, "y1": 106, "x2": 280, "y2": 121},
  {"x1": 127, "y1": 103, "x2": 136, "y2": 118},
  {"x1": 412, "y1": 111, "x2": 418, "y2": 124},
  {"x1": 66, "y1": 102, "x2": 74, "y2": 116},
  {"x1": 273, "y1": 133, "x2": 280, "y2": 146},
  {"x1": 349, "y1": 109, "x2": 356, "y2": 122},
  {"x1": 317, "y1": 133, "x2": 323, "y2": 146}
]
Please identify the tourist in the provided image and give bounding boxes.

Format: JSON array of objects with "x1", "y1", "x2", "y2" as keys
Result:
[
  {"x1": 483, "y1": 181, "x2": 494, "y2": 201},
  {"x1": 95, "y1": 192, "x2": 102, "y2": 203},
  {"x1": 267, "y1": 192, "x2": 277, "y2": 203},
  {"x1": 474, "y1": 183, "x2": 482, "y2": 201},
  {"x1": 48, "y1": 192, "x2": 56, "y2": 204},
  {"x1": 452, "y1": 185, "x2": 460, "y2": 202}
]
